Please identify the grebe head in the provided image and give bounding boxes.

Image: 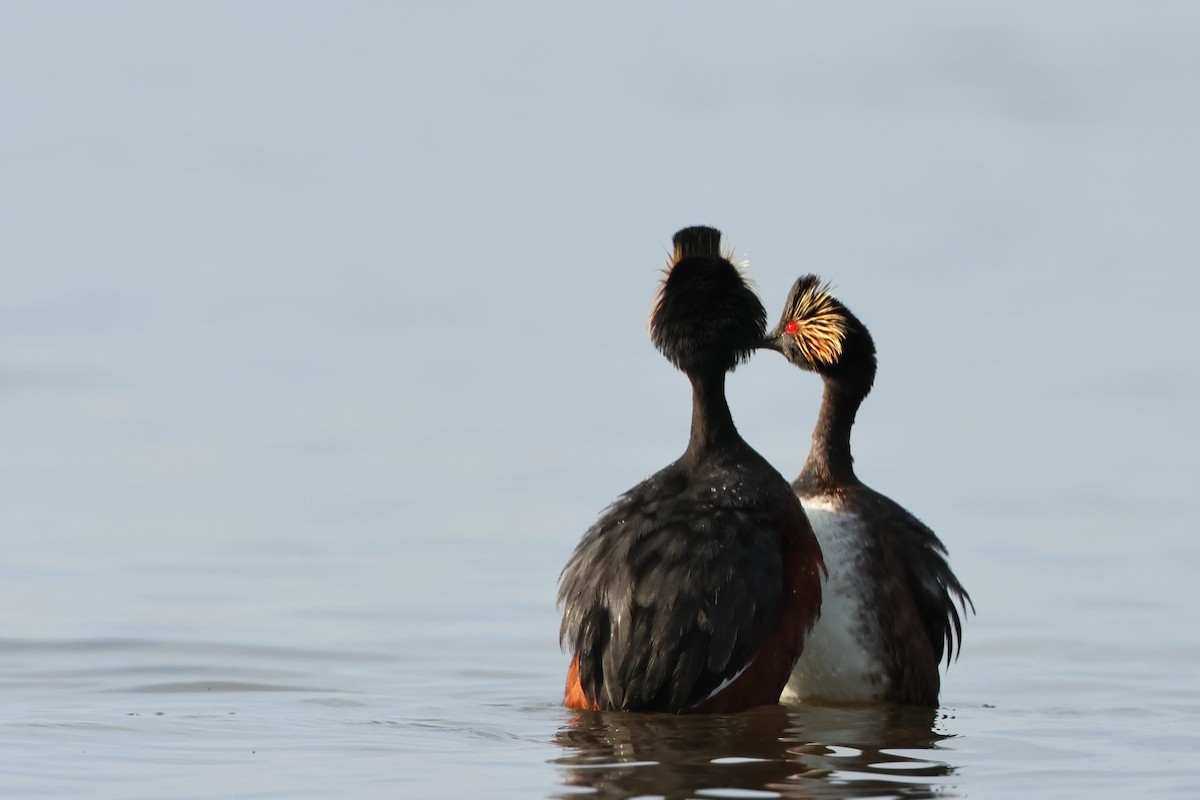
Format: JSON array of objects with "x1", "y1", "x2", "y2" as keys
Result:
[
  {"x1": 650, "y1": 226, "x2": 766, "y2": 376},
  {"x1": 760, "y1": 275, "x2": 877, "y2": 395}
]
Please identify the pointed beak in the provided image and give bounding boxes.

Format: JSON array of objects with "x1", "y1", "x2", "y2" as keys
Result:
[{"x1": 757, "y1": 335, "x2": 782, "y2": 353}]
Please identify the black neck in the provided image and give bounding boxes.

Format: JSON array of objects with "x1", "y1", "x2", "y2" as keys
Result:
[
  {"x1": 682, "y1": 369, "x2": 741, "y2": 463},
  {"x1": 797, "y1": 375, "x2": 866, "y2": 489}
]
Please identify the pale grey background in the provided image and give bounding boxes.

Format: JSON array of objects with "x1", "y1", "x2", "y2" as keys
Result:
[{"x1": 2, "y1": 3, "x2": 1197, "y2": 797}]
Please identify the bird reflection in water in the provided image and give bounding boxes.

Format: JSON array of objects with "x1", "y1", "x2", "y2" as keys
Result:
[{"x1": 550, "y1": 703, "x2": 956, "y2": 799}]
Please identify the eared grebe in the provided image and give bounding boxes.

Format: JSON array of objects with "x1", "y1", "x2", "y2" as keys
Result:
[
  {"x1": 760, "y1": 276, "x2": 972, "y2": 707},
  {"x1": 557, "y1": 227, "x2": 824, "y2": 714}
]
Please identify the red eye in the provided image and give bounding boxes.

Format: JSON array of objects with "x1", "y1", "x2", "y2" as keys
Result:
[{"x1": 784, "y1": 320, "x2": 800, "y2": 335}]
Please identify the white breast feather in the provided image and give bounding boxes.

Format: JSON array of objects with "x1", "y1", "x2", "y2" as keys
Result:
[{"x1": 781, "y1": 497, "x2": 888, "y2": 703}]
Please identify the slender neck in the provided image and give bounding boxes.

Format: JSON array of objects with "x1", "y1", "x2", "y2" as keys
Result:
[
  {"x1": 682, "y1": 369, "x2": 741, "y2": 463},
  {"x1": 798, "y1": 375, "x2": 866, "y2": 489}
]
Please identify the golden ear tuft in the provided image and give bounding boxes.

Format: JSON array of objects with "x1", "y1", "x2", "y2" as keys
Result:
[{"x1": 784, "y1": 276, "x2": 848, "y2": 366}]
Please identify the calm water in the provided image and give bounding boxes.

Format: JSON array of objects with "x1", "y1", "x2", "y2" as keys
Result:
[{"x1": 3, "y1": 3, "x2": 1199, "y2": 797}]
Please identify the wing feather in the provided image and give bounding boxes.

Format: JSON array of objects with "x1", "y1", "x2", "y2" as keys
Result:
[{"x1": 558, "y1": 465, "x2": 785, "y2": 712}]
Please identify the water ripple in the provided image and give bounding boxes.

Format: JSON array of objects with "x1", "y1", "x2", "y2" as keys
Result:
[{"x1": 550, "y1": 704, "x2": 957, "y2": 799}]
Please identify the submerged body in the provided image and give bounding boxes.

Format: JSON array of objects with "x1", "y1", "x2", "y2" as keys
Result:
[
  {"x1": 762, "y1": 277, "x2": 971, "y2": 707},
  {"x1": 558, "y1": 228, "x2": 823, "y2": 714}
]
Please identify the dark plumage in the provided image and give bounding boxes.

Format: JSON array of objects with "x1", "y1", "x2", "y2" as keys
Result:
[
  {"x1": 760, "y1": 276, "x2": 972, "y2": 707},
  {"x1": 558, "y1": 227, "x2": 823, "y2": 714}
]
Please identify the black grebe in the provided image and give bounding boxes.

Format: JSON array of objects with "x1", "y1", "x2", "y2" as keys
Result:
[
  {"x1": 557, "y1": 227, "x2": 824, "y2": 713},
  {"x1": 760, "y1": 276, "x2": 972, "y2": 707}
]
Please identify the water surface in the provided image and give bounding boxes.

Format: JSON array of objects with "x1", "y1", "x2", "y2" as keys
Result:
[{"x1": 2, "y1": 2, "x2": 1198, "y2": 797}]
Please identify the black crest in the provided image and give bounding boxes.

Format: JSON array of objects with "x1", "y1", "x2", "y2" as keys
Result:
[{"x1": 649, "y1": 226, "x2": 766, "y2": 375}]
